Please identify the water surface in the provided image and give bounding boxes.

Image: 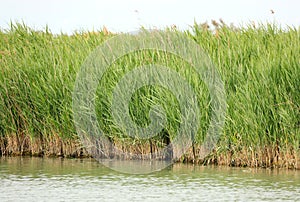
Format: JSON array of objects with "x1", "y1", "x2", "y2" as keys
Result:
[{"x1": 0, "y1": 157, "x2": 299, "y2": 201}]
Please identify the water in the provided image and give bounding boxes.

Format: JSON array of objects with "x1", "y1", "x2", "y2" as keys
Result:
[{"x1": 0, "y1": 157, "x2": 299, "y2": 201}]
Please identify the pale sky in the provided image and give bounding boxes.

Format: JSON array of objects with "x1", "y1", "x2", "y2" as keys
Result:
[{"x1": 0, "y1": 0, "x2": 299, "y2": 34}]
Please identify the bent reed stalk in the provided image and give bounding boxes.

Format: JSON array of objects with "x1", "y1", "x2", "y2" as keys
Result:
[{"x1": 0, "y1": 22, "x2": 299, "y2": 169}]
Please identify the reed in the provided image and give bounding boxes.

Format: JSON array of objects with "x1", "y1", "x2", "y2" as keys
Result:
[{"x1": 0, "y1": 22, "x2": 299, "y2": 168}]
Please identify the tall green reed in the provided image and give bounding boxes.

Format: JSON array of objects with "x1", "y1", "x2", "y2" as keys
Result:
[{"x1": 0, "y1": 22, "x2": 299, "y2": 155}]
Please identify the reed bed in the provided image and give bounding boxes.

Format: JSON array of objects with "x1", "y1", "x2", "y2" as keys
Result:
[{"x1": 0, "y1": 22, "x2": 299, "y2": 168}]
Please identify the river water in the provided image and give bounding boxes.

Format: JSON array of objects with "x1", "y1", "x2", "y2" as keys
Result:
[{"x1": 0, "y1": 157, "x2": 299, "y2": 201}]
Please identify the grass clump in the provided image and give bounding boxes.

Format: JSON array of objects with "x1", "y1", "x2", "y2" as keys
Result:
[{"x1": 0, "y1": 22, "x2": 299, "y2": 168}]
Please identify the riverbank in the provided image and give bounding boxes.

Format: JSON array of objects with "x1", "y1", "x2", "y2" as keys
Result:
[
  {"x1": 0, "y1": 22, "x2": 299, "y2": 169},
  {"x1": 0, "y1": 134, "x2": 299, "y2": 169}
]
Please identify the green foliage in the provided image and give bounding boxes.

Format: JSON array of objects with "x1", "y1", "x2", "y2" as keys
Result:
[{"x1": 0, "y1": 22, "x2": 299, "y2": 152}]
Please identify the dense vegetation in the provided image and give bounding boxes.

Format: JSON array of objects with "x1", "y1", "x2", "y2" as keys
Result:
[{"x1": 0, "y1": 22, "x2": 299, "y2": 168}]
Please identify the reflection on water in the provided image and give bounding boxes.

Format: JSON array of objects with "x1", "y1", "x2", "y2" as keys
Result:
[
  {"x1": 99, "y1": 159, "x2": 172, "y2": 174},
  {"x1": 0, "y1": 157, "x2": 299, "y2": 201}
]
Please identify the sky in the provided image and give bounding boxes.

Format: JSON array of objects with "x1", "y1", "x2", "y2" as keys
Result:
[{"x1": 0, "y1": 0, "x2": 299, "y2": 34}]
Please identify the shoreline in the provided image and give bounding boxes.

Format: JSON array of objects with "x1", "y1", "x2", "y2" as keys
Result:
[{"x1": 1, "y1": 134, "x2": 299, "y2": 169}]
